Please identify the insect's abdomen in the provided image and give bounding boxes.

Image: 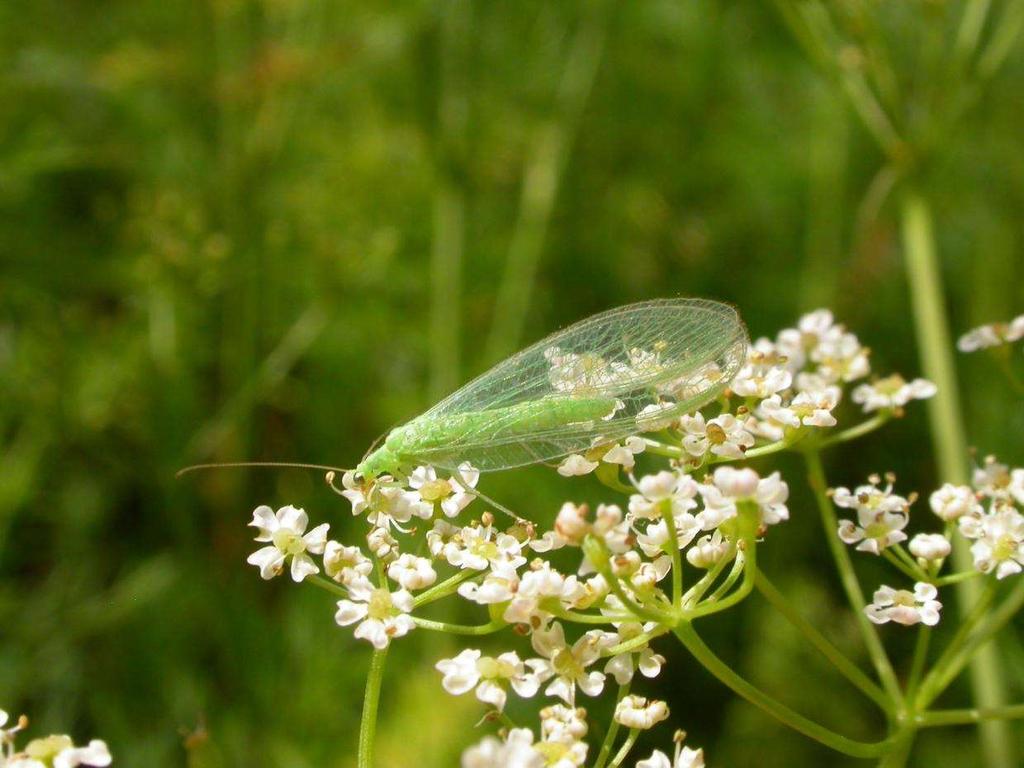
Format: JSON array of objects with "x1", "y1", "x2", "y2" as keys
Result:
[{"x1": 386, "y1": 396, "x2": 619, "y2": 457}]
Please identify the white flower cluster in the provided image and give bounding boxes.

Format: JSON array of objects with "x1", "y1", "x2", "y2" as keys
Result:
[
  {"x1": 838, "y1": 456, "x2": 1024, "y2": 627},
  {"x1": 461, "y1": 705, "x2": 590, "y2": 768},
  {"x1": 239, "y1": 309, "x2": 940, "y2": 765},
  {"x1": 957, "y1": 314, "x2": 1024, "y2": 352},
  {"x1": 553, "y1": 309, "x2": 933, "y2": 479},
  {"x1": 0, "y1": 710, "x2": 110, "y2": 768},
  {"x1": 957, "y1": 457, "x2": 1024, "y2": 579}
]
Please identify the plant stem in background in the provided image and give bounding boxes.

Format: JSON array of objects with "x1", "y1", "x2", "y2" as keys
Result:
[
  {"x1": 592, "y1": 684, "x2": 631, "y2": 768},
  {"x1": 900, "y1": 190, "x2": 1015, "y2": 768},
  {"x1": 673, "y1": 622, "x2": 891, "y2": 757},
  {"x1": 358, "y1": 646, "x2": 389, "y2": 768},
  {"x1": 485, "y1": 1, "x2": 611, "y2": 362},
  {"x1": 754, "y1": 569, "x2": 891, "y2": 711},
  {"x1": 804, "y1": 449, "x2": 903, "y2": 703},
  {"x1": 430, "y1": 0, "x2": 471, "y2": 401}
]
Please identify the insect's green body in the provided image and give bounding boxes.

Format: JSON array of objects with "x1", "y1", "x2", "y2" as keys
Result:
[
  {"x1": 352, "y1": 298, "x2": 748, "y2": 481},
  {"x1": 356, "y1": 396, "x2": 619, "y2": 479}
]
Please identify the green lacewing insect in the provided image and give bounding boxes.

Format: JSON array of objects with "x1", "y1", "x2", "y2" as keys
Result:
[{"x1": 355, "y1": 298, "x2": 748, "y2": 480}]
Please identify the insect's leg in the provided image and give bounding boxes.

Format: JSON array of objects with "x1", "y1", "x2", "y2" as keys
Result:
[{"x1": 451, "y1": 473, "x2": 533, "y2": 527}]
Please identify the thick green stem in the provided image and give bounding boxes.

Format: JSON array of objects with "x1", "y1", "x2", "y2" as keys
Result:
[
  {"x1": 683, "y1": 545, "x2": 736, "y2": 606},
  {"x1": 818, "y1": 412, "x2": 892, "y2": 448},
  {"x1": 754, "y1": 569, "x2": 891, "y2": 712},
  {"x1": 410, "y1": 616, "x2": 506, "y2": 635},
  {"x1": 918, "y1": 703, "x2": 1024, "y2": 727},
  {"x1": 607, "y1": 728, "x2": 640, "y2": 768},
  {"x1": 917, "y1": 579, "x2": 1024, "y2": 709},
  {"x1": 412, "y1": 570, "x2": 477, "y2": 608},
  {"x1": 684, "y1": 534, "x2": 755, "y2": 619},
  {"x1": 358, "y1": 647, "x2": 389, "y2": 768},
  {"x1": 673, "y1": 622, "x2": 891, "y2": 757},
  {"x1": 592, "y1": 684, "x2": 631, "y2": 768},
  {"x1": 906, "y1": 627, "x2": 932, "y2": 702},
  {"x1": 661, "y1": 499, "x2": 684, "y2": 609},
  {"x1": 804, "y1": 449, "x2": 903, "y2": 702},
  {"x1": 901, "y1": 190, "x2": 1015, "y2": 767}
]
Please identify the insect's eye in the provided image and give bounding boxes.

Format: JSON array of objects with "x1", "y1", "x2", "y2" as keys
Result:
[{"x1": 353, "y1": 470, "x2": 366, "y2": 484}]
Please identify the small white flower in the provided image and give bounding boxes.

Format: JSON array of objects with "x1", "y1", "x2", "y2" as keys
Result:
[
  {"x1": 435, "y1": 649, "x2": 541, "y2": 711},
  {"x1": 547, "y1": 347, "x2": 621, "y2": 396},
  {"x1": 340, "y1": 473, "x2": 433, "y2": 527},
  {"x1": 334, "y1": 576, "x2": 415, "y2": 649},
  {"x1": 503, "y1": 563, "x2": 571, "y2": 625},
  {"x1": 731, "y1": 355, "x2": 792, "y2": 399},
  {"x1": 967, "y1": 507, "x2": 1024, "y2": 579},
  {"x1": 628, "y1": 471, "x2": 699, "y2": 522},
  {"x1": 54, "y1": 740, "x2": 113, "y2": 768},
  {"x1": 614, "y1": 696, "x2": 669, "y2": 730},
  {"x1": 539, "y1": 703, "x2": 589, "y2": 744},
  {"x1": 957, "y1": 315, "x2": 1024, "y2": 352},
  {"x1": 603, "y1": 436, "x2": 647, "y2": 470},
  {"x1": 409, "y1": 463, "x2": 479, "y2": 518},
  {"x1": 789, "y1": 387, "x2": 841, "y2": 427},
  {"x1": 557, "y1": 454, "x2": 599, "y2": 477},
  {"x1": 528, "y1": 622, "x2": 606, "y2": 705},
  {"x1": 812, "y1": 326, "x2": 871, "y2": 382},
  {"x1": 636, "y1": 402, "x2": 681, "y2": 431},
  {"x1": 553, "y1": 502, "x2": 592, "y2": 546},
  {"x1": 636, "y1": 746, "x2": 706, "y2": 768},
  {"x1": 426, "y1": 519, "x2": 459, "y2": 557},
  {"x1": 929, "y1": 483, "x2": 981, "y2": 522},
  {"x1": 973, "y1": 456, "x2": 1024, "y2": 504},
  {"x1": 686, "y1": 530, "x2": 730, "y2": 568},
  {"x1": 776, "y1": 309, "x2": 838, "y2": 372},
  {"x1": 577, "y1": 505, "x2": 633, "y2": 574},
  {"x1": 445, "y1": 523, "x2": 526, "y2": 572},
  {"x1": 908, "y1": 533, "x2": 951, "y2": 562},
  {"x1": 461, "y1": 728, "x2": 543, "y2": 768},
  {"x1": 602, "y1": 623, "x2": 665, "y2": 684},
  {"x1": 852, "y1": 375, "x2": 937, "y2": 413},
  {"x1": 865, "y1": 582, "x2": 942, "y2": 626},
  {"x1": 698, "y1": 467, "x2": 789, "y2": 529},
  {"x1": 246, "y1": 505, "x2": 329, "y2": 582},
  {"x1": 834, "y1": 481, "x2": 910, "y2": 555},
  {"x1": 7, "y1": 735, "x2": 112, "y2": 768},
  {"x1": 636, "y1": 515, "x2": 700, "y2": 558},
  {"x1": 366, "y1": 525, "x2": 399, "y2": 561},
  {"x1": 458, "y1": 562, "x2": 521, "y2": 605},
  {"x1": 323, "y1": 541, "x2": 372, "y2": 586},
  {"x1": 387, "y1": 553, "x2": 438, "y2": 590},
  {"x1": 681, "y1": 413, "x2": 754, "y2": 461}
]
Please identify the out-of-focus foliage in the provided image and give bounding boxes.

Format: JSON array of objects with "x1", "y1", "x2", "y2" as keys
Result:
[{"x1": 0, "y1": 0, "x2": 1022, "y2": 765}]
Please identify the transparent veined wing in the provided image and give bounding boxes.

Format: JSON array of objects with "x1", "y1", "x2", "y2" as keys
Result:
[{"x1": 401, "y1": 298, "x2": 748, "y2": 471}]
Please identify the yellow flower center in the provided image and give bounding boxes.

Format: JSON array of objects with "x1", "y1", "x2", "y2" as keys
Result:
[
  {"x1": 367, "y1": 588, "x2": 394, "y2": 620},
  {"x1": 993, "y1": 535, "x2": 1017, "y2": 562},
  {"x1": 552, "y1": 648, "x2": 583, "y2": 680},
  {"x1": 419, "y1": 479, "x2": 453, "y2": 503},
  {"x1": 272, "y1": 529, "x2": 306, "y2": 555},
  {"x1": 476, "y1": 656, "x2": 515, "y2": 680},
  {"x1": 26, "y1": 735, "x2": 74, "y2": 760}
]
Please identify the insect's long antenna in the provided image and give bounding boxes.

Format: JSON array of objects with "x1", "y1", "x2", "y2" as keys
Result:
[
  {"x1": 361, "y1": 431, "x2": 388, "y2": 462},
  {"x1": 175, "y1": 461, "x2": 352, "y2": 479}
]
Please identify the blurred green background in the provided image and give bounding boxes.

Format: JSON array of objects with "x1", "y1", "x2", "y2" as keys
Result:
[{"x1": 1, "y1": 0, "x2": 1023, "y2": 765}]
